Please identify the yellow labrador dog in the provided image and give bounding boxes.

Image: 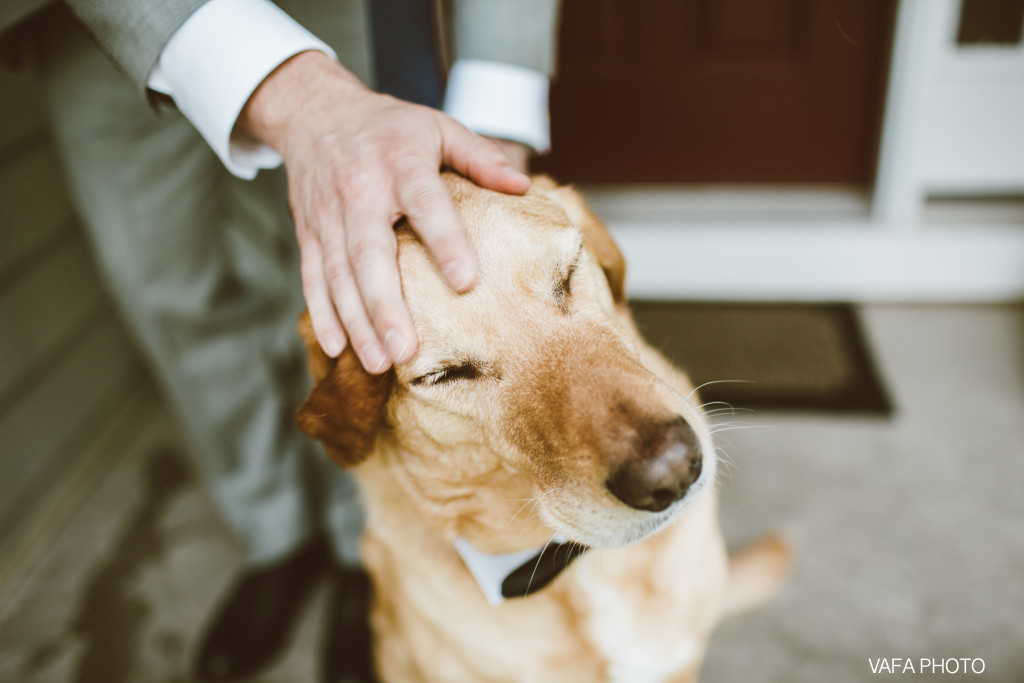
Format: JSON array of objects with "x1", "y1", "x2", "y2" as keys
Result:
[{"x1": 297, "y1": 174, "x2": 789, "y2": 682}]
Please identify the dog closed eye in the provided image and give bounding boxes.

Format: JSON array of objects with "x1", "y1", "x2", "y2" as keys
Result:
[{"x1": 411, "y1": 361, "x2": 484, "y2": 387}]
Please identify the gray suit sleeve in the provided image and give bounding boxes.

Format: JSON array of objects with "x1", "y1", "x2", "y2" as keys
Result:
[
  {"x1": 450, "y1": 0, "x2": 562, "y2": 76},
  {"x1": 62, "y1": 0, "x2": 207, "y2": 92}
]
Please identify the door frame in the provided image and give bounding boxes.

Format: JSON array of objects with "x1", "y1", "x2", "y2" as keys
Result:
[{"x1": 599, "y1": 0, "x2": 1024, "y2": 303}]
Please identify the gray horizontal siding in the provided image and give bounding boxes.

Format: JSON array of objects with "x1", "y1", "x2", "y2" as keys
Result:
[{"x1": 0, "y1": 66, "x2": 148, "y2": 548}]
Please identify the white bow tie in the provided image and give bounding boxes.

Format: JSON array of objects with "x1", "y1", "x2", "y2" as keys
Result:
[{"x1": 453, "y1": 534, "x2": 588, "y2": 605}]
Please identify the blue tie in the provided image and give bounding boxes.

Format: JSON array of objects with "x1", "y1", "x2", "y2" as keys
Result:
[{"x1": 369, "y1": 0, "x2": 443, "y2": 108}]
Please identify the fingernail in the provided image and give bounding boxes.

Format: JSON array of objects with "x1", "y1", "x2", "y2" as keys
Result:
[
  {"x1": 443, "y1": 259, "x2": 476, "y2": 291},
  {"x1": 383, "y1": 329, "x2": 411, "y2": 364},
  {"x1": 360, "y1": 343, "x2": 388, "y2": 373},
  {"x1": 322, "y1": 334, "x2": 342, "y2": 357},
  {"x1": 503, "y1": 164, "x2": 529, "y2": 180}
]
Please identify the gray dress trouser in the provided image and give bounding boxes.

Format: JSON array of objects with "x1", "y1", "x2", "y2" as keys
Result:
[{"x1": 23, "y1": 2, "x2": 374, "y2": 567}]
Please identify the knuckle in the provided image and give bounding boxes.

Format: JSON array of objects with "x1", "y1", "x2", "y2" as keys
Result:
[
  {"x1": 309, "y1": 206, "x2": 338, "y2": 235},
  {"x1": 363, "y1": 295, "x2": 395, "y2": 326},
  {"x1": 309, "y1": 312, "x2": 336, "y2": 339},
  {"x1": 300, "y1": 273, "x2": 320, "y2": 298},
  {"x1": 429, "y1": 230, "x2": 468, "y2": 258},
  {"x1": 324, "y1": 268, "x2": 349, "y2": 292},
  {"x1": 401, "y1": 184, "x2": 439, "y2": 219},
  {"x1": 345, "y1": 240, "x2": 373, "y2": 266},
  {"x1": 347, "y1": 237, "x2": 393, "y2": 267},
  {"x1": 382, "y1": 146, "x2": 413, "y2": 171},
  {"x1": 335, "y1": 166, "x2": 371, "y2": 193},
  {"x1": 391, "y1": 149, "x2": 430, "y2": 174},
  {"x1": 339, "y1": 315, "x2": 376, "y2": 352},
  {"x1": 321, "y1": 256, "x2": 351, "y2": 291}
]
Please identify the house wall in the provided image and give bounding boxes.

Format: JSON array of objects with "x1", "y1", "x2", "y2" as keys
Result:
[{"x1": 0, "y1": 67, "x2": 149, "y2": 554}]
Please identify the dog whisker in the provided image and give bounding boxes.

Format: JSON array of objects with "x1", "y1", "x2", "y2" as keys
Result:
[
  {"x1": 685, "y1": 379, "x2": 755, "y2": 402},
  {"x1": 702, "y1": 409, "x2": 743, "y2": 417},
  {"x1": 523, "y1": 533, "x2": 559, "y2": 597},
  {"x1": 702, "y1": 406, "x2": 756, "y2": 416},
  {"x1": 566, "y1": 540, "x2": 587, "y2": 569},
  {"x1": 509, "y1": 497, "x2": 542, "y2": 523},
  {"x1": 697, "y1": 400, "x2": 739, "y2": 412},
  {"x1": 708, "y1": 423, "x2": 771, "y2": 436},
  {"x1": 703, "y1": 411, "x2": 757, "y2": 422},
  {"x1": 509, "y1": 488, "x2": 565, "y2": 533},
  {"x1": 713, "y1": 451, "x2": 738, "y2": 479}
]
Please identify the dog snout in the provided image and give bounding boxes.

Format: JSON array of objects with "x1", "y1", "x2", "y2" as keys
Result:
[{"x1": 605, "y1": 417, "x2": 703, "y2": 513}]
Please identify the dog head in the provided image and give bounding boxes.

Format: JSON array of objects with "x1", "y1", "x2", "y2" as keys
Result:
[{"x1": 297, "y1": 174, "x2": 715, "y2": 548}]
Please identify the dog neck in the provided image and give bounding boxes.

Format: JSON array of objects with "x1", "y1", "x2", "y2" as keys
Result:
[{"x1": 363, "y1": 439, "x2": 588, "y2": 602}]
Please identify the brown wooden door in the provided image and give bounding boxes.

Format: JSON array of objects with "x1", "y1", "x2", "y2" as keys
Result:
[{"x1": 539, "y1": 0, "x2": 895, "y2": 183}]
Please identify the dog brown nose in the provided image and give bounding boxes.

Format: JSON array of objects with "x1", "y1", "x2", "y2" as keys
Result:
[{"x1": 606, "y1": 417, "x2": 703, "y2": 513}]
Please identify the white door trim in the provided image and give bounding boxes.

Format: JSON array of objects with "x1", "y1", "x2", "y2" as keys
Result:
[{"x1": 592, "y1": 0, "x2": 1024, "y2": 303}]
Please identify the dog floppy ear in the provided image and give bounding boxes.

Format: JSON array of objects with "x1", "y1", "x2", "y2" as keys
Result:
[
  {"x1": 532, "y1": 175, "x2": 627, "y2": 304},
  {"x1": 295, "y1": 312, "x2": 393, "y2": 468}
]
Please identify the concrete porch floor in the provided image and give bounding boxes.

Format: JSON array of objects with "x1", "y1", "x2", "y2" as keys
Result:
[{"x1": 1, "y1": 304, "x2": 1022, "y2": 682}]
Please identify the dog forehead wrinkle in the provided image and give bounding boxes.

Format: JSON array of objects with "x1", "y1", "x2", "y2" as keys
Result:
[
  {"x1": 474, "y1": 221, "x2": 582, "y2": 292},
  {"x1": 398, "y1": 186, "x2": 590, "y2": 344},
  {"x1": 449, "y1": 179, "x2": 579, "y2": 260},
  {"x1": 398, "y1": 238, "x2": 577, "y2": 347},
  {"x1": 553, "y1": 241, "x2": 583, "y2": 312}
]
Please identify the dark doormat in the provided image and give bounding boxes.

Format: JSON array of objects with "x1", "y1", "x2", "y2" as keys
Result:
[{"x1": 631, "y1": 302, "x2": 893, "y2": 415}]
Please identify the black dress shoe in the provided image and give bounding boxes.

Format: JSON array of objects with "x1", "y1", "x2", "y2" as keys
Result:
[
  {"x1": 322, "y1": 567, "x2": 377, "y2": 683},
  {"x1": 194, "y1": 538, "x2": 329, "y2": 681}
]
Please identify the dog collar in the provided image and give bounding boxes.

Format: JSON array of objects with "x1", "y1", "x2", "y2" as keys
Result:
[{"x1": 453, "y1": 535, "x2": 588, "y2": 605}]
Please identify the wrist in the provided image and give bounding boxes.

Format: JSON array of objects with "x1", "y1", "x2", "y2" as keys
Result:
[{"x1": 237, "y1": 50, "x2": 366, "y2": 154}]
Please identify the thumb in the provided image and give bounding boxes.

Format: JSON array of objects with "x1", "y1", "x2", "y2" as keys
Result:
[{"x1": 438, "y1": 115, "x2": 531, "y2": 195}]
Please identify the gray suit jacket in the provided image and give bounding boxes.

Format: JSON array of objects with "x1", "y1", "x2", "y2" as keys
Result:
[
  {"x1": 3, "y1": 0, "x2": 559, "y2": 97},
  {"x1": 1, "y1": 0, "x2": 204, "y2": 89}
]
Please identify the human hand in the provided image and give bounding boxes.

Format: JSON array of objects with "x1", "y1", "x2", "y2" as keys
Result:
[
  {"x1": 488, "y1": 138, "x2": 531, "y2": 174},
  {"x1": 237, "y1": 51, "x2": 531, "y2": 373}
]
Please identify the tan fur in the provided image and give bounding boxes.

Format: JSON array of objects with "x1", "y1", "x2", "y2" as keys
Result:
[
  {"x1": 722, "y1": 534, "x2": 793, "y2": 617},
  {"x1": 297, "y1": 174, "x2": 789, "y2": 682}
]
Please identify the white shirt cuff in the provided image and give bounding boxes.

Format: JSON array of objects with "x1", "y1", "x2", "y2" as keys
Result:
[
  {"x1": 147, "y1": 0, "x2": 336, "y2": 179},
  {"x1": 443, "y1": 59, "x2": 550, "y2": 153}
]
